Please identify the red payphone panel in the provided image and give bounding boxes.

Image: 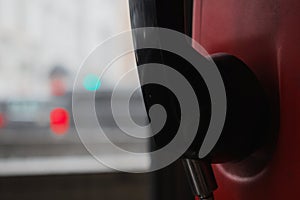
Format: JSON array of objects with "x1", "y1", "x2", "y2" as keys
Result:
[{"x1": 193, "y1": 0, "x2": 300, "y2": 199}]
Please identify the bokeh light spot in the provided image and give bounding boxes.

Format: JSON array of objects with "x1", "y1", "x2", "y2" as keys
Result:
[
  {"x1": 83, "y1": 74, "x2": 101, "y2": 91},
  {"x1": 50, "y1": 108, "x2": 69, "y2": 135},
  {"x1": 0, "y1": 113, "x2": 6, "y2": 128}
]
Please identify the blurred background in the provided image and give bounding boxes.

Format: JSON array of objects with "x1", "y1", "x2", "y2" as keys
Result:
[{"x1": 0, "y1": 0, "x2": 151, "y2": 199}]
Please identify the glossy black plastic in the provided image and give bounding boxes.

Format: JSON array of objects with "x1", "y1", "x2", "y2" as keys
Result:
[{"x1": 129, "y1": 0, "x2": 270, "y2": 163}]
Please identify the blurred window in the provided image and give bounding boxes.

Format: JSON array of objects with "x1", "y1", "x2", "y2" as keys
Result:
[{"x1": 0, "y1": 0, "x2": 149, "y2": 176}]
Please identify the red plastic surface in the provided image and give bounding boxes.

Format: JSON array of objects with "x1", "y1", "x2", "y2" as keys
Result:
[{"x1": 193, "y1": 0, "x2": 300, "y2": 199}]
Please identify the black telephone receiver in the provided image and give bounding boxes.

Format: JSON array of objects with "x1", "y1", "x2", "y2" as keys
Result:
[{"x1": 129, "y1": 0, "x2": 272, "y2": 199}]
